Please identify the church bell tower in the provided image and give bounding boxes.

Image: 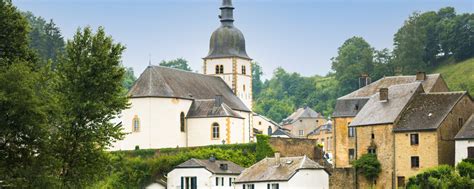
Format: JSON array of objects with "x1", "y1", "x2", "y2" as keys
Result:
[{"x1": 203, "y1": 0, "x2": 253, "y2": 110}]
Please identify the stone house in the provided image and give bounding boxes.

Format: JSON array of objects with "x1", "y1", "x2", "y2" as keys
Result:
[
  {"x1": 333, "y1": 73, "x2": 449, "y2": 168},
  {"x1": 281, "y1": 107, "x2": 327, "y2": 138},
  {"x1": 167, "y1": 158, "x2": 244, "y2": 189},
  {"x1": 234, "y1": 153, "x2": 329, "y2": 189},
  {"x1": 307, "y1": 121, "x2": 333, "y2": 154},
  {"x1": 455, "y1": 115, "x2": 474, "y2": 164}
]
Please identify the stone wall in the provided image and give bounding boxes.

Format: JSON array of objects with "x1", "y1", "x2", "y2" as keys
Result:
[
  {"x1": 330, "y1": 168, "x2": 356, "y2": 189},
  {"x1": 268, "y1": 137, "x2": 319, "y2": 160}
]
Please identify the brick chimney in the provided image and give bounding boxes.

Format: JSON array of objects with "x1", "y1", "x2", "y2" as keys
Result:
[
  {"x1": 416, "y1": 72, "x2": 426, "y2": 81},
  {"x1": 379, "y1": 88, "x2": 389, "y2": 101},
  {"x1": 359, "y1": 73, "x2": 371, "y2": 88}
]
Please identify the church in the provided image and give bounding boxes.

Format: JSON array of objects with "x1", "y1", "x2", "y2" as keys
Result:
[{"x1": 111, "y1": 0, "x2": 277, "y2": 150}]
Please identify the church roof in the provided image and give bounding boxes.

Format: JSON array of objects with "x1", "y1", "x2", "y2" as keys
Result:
[
  {"x1": 455, "y1": 115, "x2": 474, "y2": 140},
  {"x1": 350, "y1": 83, "x2": 423, "y2": 127},
  {"x1": 128, "y1": 66, "x2": 250, "y2": 112},
  {"x1": 204, "y1": 0, "x2": 250, "y2": 60},
  {"x1": 187, "y1": 99, "x2": 244, "y2": 119},
  {"x1": 394, "y1": 92, "x2": 467, "y2": 132}
]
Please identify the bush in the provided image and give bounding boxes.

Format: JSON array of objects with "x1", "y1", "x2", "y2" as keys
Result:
[
  {"x1": 352, "y1": 153, "x2": 381, "y2": 185},
  {"x1": 457, "y1": 160, "x2": 474, "y2": 179},
  {"x1": 407, "y1": 165, "x2": 474, "y2": 189},
  {"x1": 256, "y1": 134, "x2": 274, "y2": 161}
]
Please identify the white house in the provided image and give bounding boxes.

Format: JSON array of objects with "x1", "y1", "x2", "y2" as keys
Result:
[
  {"x1": 455, "y1": 114, "x2": 474, "y2": 164},
  {"x1": 234, "y1": 153, "x2": 329, "y2": 189},
  {"x1": 110, "y1": 0, "x2": 279, "y2": 150},
  {"x1": 167, "y1": 158, "x2": 244, "y2": 189},
  {"x1": 253, "y1": 113, "x2": 280, "y2": 136}
]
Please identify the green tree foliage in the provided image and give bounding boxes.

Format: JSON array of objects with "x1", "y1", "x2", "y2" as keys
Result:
[
  {"x1": 352, "y1": 154, "x2": 381, "y2": 185},
  {"x1": 256, "y1": 134, "x2": 274, "y2": 161},
  {"x1": 407, "y1": 165, "x2": 474, "y2": 189},
  {"x1": 123, "y1": 67, "x2": 137, "y2": 90},
  {"x1": 0, "y1": 0, "x2": 33, "y2": 66},
  {"x1": 23, "y1": 11, "x2": 65, "y2": 63},
  {"x1": 252, "y1": 61, "x2": 263, "y2": 98},
  {"x1": 159, "y1": 58, "x2": 192, "y2": 71},
  {"x1": 457, "y1": 159, "x2": 474, "y2": 179},
  {"x1": 331, "y1": 36, "x2": 375, "y2": 95},
  {"x1": 55, "y1": 26, "x2": 128, "y2": 187}
]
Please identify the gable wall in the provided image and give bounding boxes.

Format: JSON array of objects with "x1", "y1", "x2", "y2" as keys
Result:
[{"x1": 333, "y1": 117, "x2": 356, "y2": 168}]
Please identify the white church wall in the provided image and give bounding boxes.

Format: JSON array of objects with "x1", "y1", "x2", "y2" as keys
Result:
[
  {"x1": 111, "y1": 97, "x2": 193, "y2": 150},
  {"x1": 236, "y1": 111, "x2": 253, "y2": 143},
  {"x1": 236, "y1": 58, "x2": 252, "y2": 109},
  {"x1": 187, "y1": 117, "x2": 245, "y2": 146}
]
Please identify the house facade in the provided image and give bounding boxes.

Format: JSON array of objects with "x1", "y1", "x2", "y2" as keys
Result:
[
  {"x1": 234, "y1": 153, "x2": 329, "y2": 189},
  {"x1": 455, "y1": 115, "x2": 474, "y2": 164},
  {"x1": 111, "y1": 0, "x2": 278, "y2": 150},
  {"x1": 167, "y1": 158, "x2": 243, "y2": 189},
  {"x1": 307, "y1": 121, "x2": 333, "y2": 154},
  {"x1": 281, "y1": 107, "x2": 327, "y2": 138},
  {"x1": 253, "y1": 113, "x2": 280, "y2": 136}
]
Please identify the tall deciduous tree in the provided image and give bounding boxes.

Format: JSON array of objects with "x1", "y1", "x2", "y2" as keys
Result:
[
  {"x1": 55, "y1": 26, "x2": 128, "y2": 187},
  {"x1": 251, "y1": 61, "x2": 263, "y2": 99},
  {"x1": 123, "y1": 67, "x2": 137, "y2": 90},
  {"x1": 331, "y1": 36, "x2": 374, "y2": 95},
  {"x1": 159, "y1": 58, "x2": 192, "y2": 71}
]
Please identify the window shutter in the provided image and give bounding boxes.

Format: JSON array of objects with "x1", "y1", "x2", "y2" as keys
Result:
[
  {"x1": 267, "y1": 184, "x2": 270, "y2": 189},
  {"x1": 468, "y1": 147, "x2": 474, "y2": 158},
  {"x1": 191, "y1": 177, "x2": 197, "y2": 189},
  {"x1": 181, "y1": 177, "x2": 184, "y2": 189}
]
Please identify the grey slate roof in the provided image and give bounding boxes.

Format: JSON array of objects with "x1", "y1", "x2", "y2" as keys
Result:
[
  {"x1": 350, "y1": 82, "x2": 423, "y2": 127},
  {"x1": 235, "y1": 156, "x2": 326, "y2": 183},
  {"x1": 394, "y1": 92, "x2": 467, "y2": 132},
  {"x1": 308, "y1": 122, "x2": 332, "y2": 136},
  {"x1": 187, "y1": 99, "x2": 243, "y2": 119},
  {"x1": 270, "y1": 128, "x2": 294, "y2": 138},
  {"x1": 128, "y1": 66, "x2": 250, "y2": 112},
  {"x1": 333, "y1": 74, "x2": 442, "y2": 118},
  {"x1": 333, "y1": 97, "x2": 369, "y2": 118},
  {"x1": 455, "y1": 115, "x2": 474, "y2": 140},
  {"x1": 281, "y1": 107, "x2": 324, "y2": 125},
  {"x1": 340, "y1": 74, "x2": 442, "y2": 99},
  {"x1": 175, "y1": 158, "x2": 244, "y2": 175}
]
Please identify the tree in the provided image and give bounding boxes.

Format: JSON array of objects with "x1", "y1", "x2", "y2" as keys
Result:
[
  {"x1": 0, "y1": 0, "x2": 34, "y2": 67},
  {"x1": 331, "y1": 36, "x2": 374, "y2": 95},
  {"x1": 407, "y1": 165, "x2": 474, "y2": 188},
  {"x1": 352, "y1": 153, "x2": 381, "y2": 186},
  {"x1": 255, "y1": 135, "x2": 274, "y2": 161},
  {"x1": 159, "y1": 58, "x2": 192, "y2": 71},
  {"x1": 23, "y1": 11, "x2": 65, "y2": 64},
  {"x1": 251, "y1": 61, "x2": 263, "y2": 99},
  {"x1": 55, "y1": 26, "x2": 128, "y2": 187},
  {"x1": 123, "y1": 67, "x2": 137, "y2": 90}
]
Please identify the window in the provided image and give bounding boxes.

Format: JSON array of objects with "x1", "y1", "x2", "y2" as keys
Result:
[
  {"x1": 221, "y1": 177, "x2": 224, "y2": 186},
  {"x1": 349, "y1": 149, "x2": 355, "y2": 161},
  {"x1": 259, "y1": 121, "x2": 262, "y2": 125},
  {"x1": 468, "y1": 147, "x2": 474, "y2": 158},
  {"x1": 411, "y1": 156, "x2": 420, "y2": 168},
  {"x1": 180, "y1": 112, "x2": 185, "y2": 132},
  {"x1": 349, "y1": 127, "x2": 355, "y2": 137},
  {"x1": 215, "y1": 177, "x2": 219, "y2": 186},
  {"x1": 355, "y1": 104, "x2": 359, "y2": 111},
  {"x1": 397, "y1": 176, "x2": 405, "y2": 188},
  {"x1": 215, "y1": 65, "x2": 220, "y2": 74},
  {"x1": 242, "y1": 65, "x2": 246, "y2": 74},
  {"x1": 368, "y1": 148, "x2": 376, "y2": 154},
  {"x1": 459, "y1": 118, "x2": 464, "y2": 128},
  {"x1": 243, "y1": 84, "x2": 246, "y2": 92},
  {"x1": 212, "y1": 123, "x2": 220, "y2": 139},
  {"x1": 181, "y1": 176, "x2": 197, "y2": 189},
  {"x1": 220, "y1": 65, "x2": 224, "y2": 74},
  {"x1": 243, "y1": 184, "x2": 255, "y2": 189},
  {"x1": 410, "y1": 133, "x2": 419, "y2": 145},
  {"x1": 267, "y1": 183, "x2": 279, "y2": 189},
  {"x1": 229, "y1": 178, "x2": 232, "y2": 186},
  {"x1": 299, "y1": 130, "x2": 304, "y2": 137},
  {"x1": 132, "y1": 115, "x2": 140, "y2": 132},
  {"x1": 371, "y1": 133, "x2": 375, "y2": 139}
]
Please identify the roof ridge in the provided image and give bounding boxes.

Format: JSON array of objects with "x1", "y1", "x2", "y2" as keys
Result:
[{"x1": 423, "y1": 91, "x2": 466, "y2": 95}]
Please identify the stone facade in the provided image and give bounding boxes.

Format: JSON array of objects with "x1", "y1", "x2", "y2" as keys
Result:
[
  {"x1": 268, "y1": 138, "x2": 319, "y2": 160},
  {"x1": 330, "y1": 168, "x2": 356, "y2": 189},
  {"x1": 333, "y1": 117, "x2": 356, "y2": 168},
  {"x1": 307, "y1": 126, "x2": 333, "y2": 153}
]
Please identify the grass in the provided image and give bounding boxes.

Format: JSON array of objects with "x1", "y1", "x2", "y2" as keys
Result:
[{"x1": 432, "y1": 58, "x2": 474, "y2": 94}]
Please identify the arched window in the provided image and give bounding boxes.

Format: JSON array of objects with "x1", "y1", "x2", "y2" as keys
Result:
[
  {"x1": 243, "y1": 84, "x2": 246, "y2": 92},
  {"x1": 132, "y1": 115, "x2": 140, "y2": 132},
  {"x1": 219, "y1": 65, "x2": 224, "y2": 74},
  {"x1": 212, "y1": 123, "x2": 220, "y2": 139},
  {"x1": 180, "y1": 112, "x2": 185, "y2": 132},
  {"x1": 215, "y1": 65, "x2": 220, "y2": 74},
  {"x1": 242, "y1": 65, "x2": 246, "y2": 75}
]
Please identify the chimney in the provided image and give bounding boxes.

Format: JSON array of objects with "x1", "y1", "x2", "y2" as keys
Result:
[
  {"x1": 275, "y1": 152, "x2": 281, "y2": 166},
  {"x1": 379, "y1": 88, "x2": 389, "y2": 101},
  {"x1": 416, "y1": 72, "x2": 426, "y2": 81},
  {"x1": 359, "y1": 73, "x2": 371, "y2": 88},
  {"x1": 219, "y1": 163, "x2": 228, "y2": 170},
  {"x1": 214, "y1": 95, "x2": 223, "y2": 107}
]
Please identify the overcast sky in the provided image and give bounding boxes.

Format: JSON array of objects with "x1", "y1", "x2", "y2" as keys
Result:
[{"x1": 14, "y1": 0, "x2": 473, "y2": 79}]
